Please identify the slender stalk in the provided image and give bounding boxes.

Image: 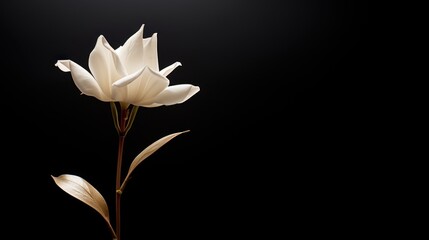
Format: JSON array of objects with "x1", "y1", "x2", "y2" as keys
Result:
[{"x1": 115, "y1": 107, "x2": 129, "y2": 240}]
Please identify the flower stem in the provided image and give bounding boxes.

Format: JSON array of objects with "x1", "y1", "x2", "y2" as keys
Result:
[{"x1": 115, "y1": 107, "x2": 128, "y2": 240}]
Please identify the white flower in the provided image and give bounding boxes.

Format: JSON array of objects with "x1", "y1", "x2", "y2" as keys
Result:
[{"x1": 55, "y1": 24, "x2": 199, "y2": 108}]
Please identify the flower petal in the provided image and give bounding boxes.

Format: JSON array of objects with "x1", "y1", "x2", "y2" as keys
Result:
[
  {"x1": 56, "y1": 60, "x2": 72, "y2": 72},
  {"x1": 55, "y1": 60, "x2": 109, "y2": 101},
  {"x1": 89, "y1": 36, "x2": 123, "y2": 98},
  {"x1": 160, "y1": 62, "x2": 182, "y2": 77},
  {"x1": 131, "y1": 67, "x2": 170, "y2": 105},
  {"x1": 140, "y1": 84, "x2": 200, "y2": 107},
  {"x1": 112, "y1": 67, "x2": 146, "y2": 88},
  {"x1": 112, "y1": 67, "x2": 169, "y2": 105},
  {"x1": 116, "y1": 24, "x2": 144, "y2": 74},
  {"x1": 110, "y1": 67, "x2": 146, "y2": 102},
  {"x1": 101, "y1": 37, "x2": 127, "y2": 76},
  {"x1": 142, "y1": 33, "x2": 159, "y2": 71}
]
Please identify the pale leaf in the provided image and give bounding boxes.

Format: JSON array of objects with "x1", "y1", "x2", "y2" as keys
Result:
[
  {"x1": 121, "y1": 130, "x2": 189, "y2": 189},
  {"x1": 51, "y1": 174, "x2": 111, "y2": 225}
]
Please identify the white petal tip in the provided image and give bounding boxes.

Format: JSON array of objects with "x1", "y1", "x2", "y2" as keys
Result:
[
  {"x1": 192, "y1": 86, "x2": 200, "y2": 92},
  {"x1": 55, "y1": 60, "x2": 71, "y2": 72}
]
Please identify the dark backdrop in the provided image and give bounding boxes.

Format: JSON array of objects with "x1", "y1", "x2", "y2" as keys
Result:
[{"x1": 2, "y1": 0, "x2": 369, "y2": 239}]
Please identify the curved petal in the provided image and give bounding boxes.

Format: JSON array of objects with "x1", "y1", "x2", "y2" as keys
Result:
[
  {"x1": 130, "y1": 67, "x2": 170, "y2": 105},
  {"x1": 113, "y1": 67, "x2": 169, "y2": 105},
  {"x1": 112, "y1": 67, "x2": 146, "y2": 87},
  {"x1": 55, "y1": 60, "x2": 109, "y2": 101},
  {"x1": 142, "y1": 33, "x2": 159, "y2": 71},
  {"x1": 138, "y1": 84, "x2": 200, "y2": 107},
  {"x1": 160, "y1": 62, "x2": 182, "y2": 77},
  {"x1": 89, "y1": 35, "x2": 123, "y2": 98},
  {"x1": 116, "y1": 24, "x2": 144, "y2": 74},
  {"x1": 56, "y1": 60, "x2": 72, "y2": 72},
  {"x1": 110, "y1": 67, "x2": 146, "y2": 102},
  {"x1": 101, "y1": 37, "x2": 127, "y2": 77}
]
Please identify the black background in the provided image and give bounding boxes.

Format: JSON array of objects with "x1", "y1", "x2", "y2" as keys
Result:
[{"x1": 2, "y1": 0, "x2": 369, "y2": 239}]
